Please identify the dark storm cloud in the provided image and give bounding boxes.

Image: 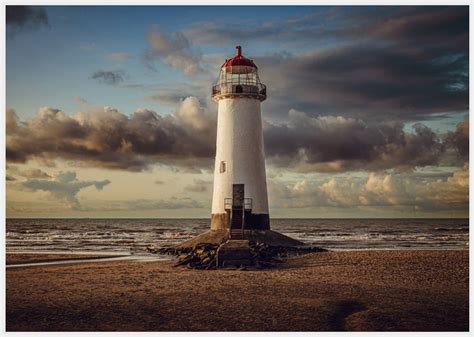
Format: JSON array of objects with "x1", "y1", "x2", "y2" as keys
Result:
[
  {"x1": 6, "y1": 6, "x2": 49, "y2": 36},
  {"x1": 187, "y1": 6, "x2": 467, "y2": 54},
  {"x1": 445, "y1": 118, "x2": 469, "y2": 160},
  {"x1": 6, "y1": 102, "x2": 465, "y2": 173},
  {"x1": 257, "y1": 44, "x2": 467, "y2": 121},
  {"x1": 190, "y1": 6, "x2": 468, "y2": 121},
  {"x1": 264, "y1": 110, "x2": 448, "y2": 172},
  {"x1": 90, "y1": 70, "x2": 126, "y2": 85},
  {"x1": 6, "y1": 99, "x2": 216, "y2": 172}
]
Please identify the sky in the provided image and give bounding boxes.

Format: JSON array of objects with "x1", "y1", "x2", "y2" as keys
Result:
[{"x1": 5, "y1": 5, "x2": 469, "y2": 218}]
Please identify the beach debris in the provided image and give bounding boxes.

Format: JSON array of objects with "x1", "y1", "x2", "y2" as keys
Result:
[{"x1": 147, "y1": 241, "x2": 327, "y2": 270}]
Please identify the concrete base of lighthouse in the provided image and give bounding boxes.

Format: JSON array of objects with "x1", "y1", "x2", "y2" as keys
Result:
[
  {"x1": 211, "y1": 213, "x2": 270, "y2": 231},
  {"x1": 175, "y1": 229, "x2": 303, "y2": 249},
  {"x1": 176, "y1": 212, "x2": 303, "y2": 249}
]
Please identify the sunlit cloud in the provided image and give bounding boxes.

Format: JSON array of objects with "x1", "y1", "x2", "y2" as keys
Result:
[{"x1": 268, "y1": 165, "x2": 468, "y2": 211}]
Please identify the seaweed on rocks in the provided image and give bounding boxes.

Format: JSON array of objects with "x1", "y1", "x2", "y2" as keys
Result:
[
  {"x1": 174, "y1": 243, "x2": 219, "y2": 269},
  {"x1": 147, "y1": 242, "x2": 327, "y2": 270}
]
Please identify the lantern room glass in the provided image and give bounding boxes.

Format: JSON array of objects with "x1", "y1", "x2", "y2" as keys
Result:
[
  {"x1": 220, "y1": 66, "x2": 259, "y2": 86},
  {"x1": 212, "y1": 66, "x2": 267, "y2": 101}
]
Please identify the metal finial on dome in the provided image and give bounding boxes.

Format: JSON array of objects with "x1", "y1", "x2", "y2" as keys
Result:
[{"x1": 236, "y1": 45, "x2": 242, "y2": 56}]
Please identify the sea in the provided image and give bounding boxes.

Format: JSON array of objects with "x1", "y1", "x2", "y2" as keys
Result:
[{"x1": 6, "y1": 218, "x2": 469, "y2": 255}]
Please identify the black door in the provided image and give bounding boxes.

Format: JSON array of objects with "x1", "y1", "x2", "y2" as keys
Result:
[{"x1": 231, "y1": 184, "x2": 244, "y2": 229}]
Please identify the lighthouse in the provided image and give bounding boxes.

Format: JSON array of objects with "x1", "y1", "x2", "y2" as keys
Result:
[
  {"x1": 177, "y1": 46, "x2": 302, "y2": 249},
  {"x1": 210, "y1": 46, "x2": 269, "y2": 236}
]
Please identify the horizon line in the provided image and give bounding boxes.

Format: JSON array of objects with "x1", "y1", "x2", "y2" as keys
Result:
[{"x1": 5, "y1": 217, "x2": 469, "y2": 220}]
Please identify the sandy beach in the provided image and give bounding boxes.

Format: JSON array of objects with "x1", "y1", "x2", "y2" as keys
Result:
[
  {"x1": 6, "y1": 253, "x2": 121, "y2": 265},
  {"x1": 6, "y1": 250, "x2": 468, "y2": 331}
]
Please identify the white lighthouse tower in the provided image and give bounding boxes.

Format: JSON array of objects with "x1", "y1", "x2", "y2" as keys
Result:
[
  {"x1": 210, "y1": 46, "x2": 269, "y2": 237},
  {"x1": 177, "y1": 46, "x2": 302, "y2": 248}
]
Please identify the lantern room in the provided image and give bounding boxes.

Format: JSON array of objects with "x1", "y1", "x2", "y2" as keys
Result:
[{"x1": 212, "y1": 46, "x2": 267, "y2": 101}]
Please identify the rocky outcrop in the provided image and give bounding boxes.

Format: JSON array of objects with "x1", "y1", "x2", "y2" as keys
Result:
[{"x1": 147, "y1": 241, "x2": 326, "y2": 270}]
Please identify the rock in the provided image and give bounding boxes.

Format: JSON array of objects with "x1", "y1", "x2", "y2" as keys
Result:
[{"x1": 149, "y1": 239, "x2": 326, "y2": 269}]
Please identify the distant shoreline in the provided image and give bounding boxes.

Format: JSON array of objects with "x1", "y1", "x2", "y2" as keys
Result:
[{"x1": 6, "y1": 217, "x2": 470, "y2": 220}]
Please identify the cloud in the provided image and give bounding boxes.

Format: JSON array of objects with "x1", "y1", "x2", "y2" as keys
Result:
[
  {"x1": 7, "y1": 102, "x2": 465, "y2": 174},
  {"x1": 90, "y1": 70, "x2": 126, "y2": 85},
  {"x1": 268, "y1": 165, "x2": 468, "y2": 211},
  {"x1": 6, "y1": 97, "x2": 216, "y2": 171},
  {"x1": 26, "y1": 169, "x2": 52, "y2": 179},
  {"x1": 184, "y1": 179, "x2": 212, "y2": 193},
  {"x1": 145, "y1": 25, "x2": 202, "y2": 75},
  {"x1": 445, "y1": 118, "x2": 469, "y2": 159},
  {"x1": 6, "y1": 108, "x2": 19, "y2": 134},
  {"x1": 129, "y1": 197, "x2": 202, "y2": 210},
  {"x1": 416, "y1": 163, "x2": 468, "y2": 209},
  {"x1": 107, "y1": 52, "x2": 132, "y2": 62},
  {"x1": 187, "y1": 7, "x2": 467, "y2": 121},
  {"x1": 264, "y1": 110, "x2": 447, "y2": 172},
  {"x1": 318, "y1": 173, "x2": 415, "y2": 207},
  {"x1": 22, "y1": 171, "x2": 110, "y2": 210},
  {"x1": 14, "y1": 168, "x2": 52, "y2": 179},
  {"x1": 89, "y1": 197, "x2": 203, "y2": 211},
  {"x1": 6, "y1": 6, "x2": 49, "y2": 36},
  {"x1": 257, "y1": 44, "x2": 467, "y2": 121},
  {"x1": 186, "y1": 7, "x2": 467, "y2": 54}
]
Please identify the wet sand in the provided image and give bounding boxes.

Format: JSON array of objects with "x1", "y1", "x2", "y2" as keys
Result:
[
  {"x1": 6, "y1": 253, "x2": 121, "y2": 265},
  {"x1": 6, "y1": 250, "x2": 468, "y2": 331}
]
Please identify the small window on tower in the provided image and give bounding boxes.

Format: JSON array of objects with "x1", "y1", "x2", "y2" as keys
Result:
[{"x1": 220, "y1": 161, "x2": 226, "y2": 173}]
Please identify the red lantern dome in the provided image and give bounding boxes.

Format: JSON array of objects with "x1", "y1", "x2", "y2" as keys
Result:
[
  {"x1": 221, "y1": 46, "x2": 257, "y2": 69},
  {"x1": 212, "y1": 46, "x2": 266, "y2": 102}
]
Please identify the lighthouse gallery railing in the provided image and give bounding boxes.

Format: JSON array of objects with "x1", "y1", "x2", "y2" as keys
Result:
[{"x1": 212, "y1": 83, "x2": 266, "y2": 99}]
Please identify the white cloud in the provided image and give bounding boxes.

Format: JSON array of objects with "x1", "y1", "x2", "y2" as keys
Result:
[
  {"x1": 145, "y1": 25, "x2": 202, "y2": 75},
  {"x1": 417, "y1": 163, "x2": 469, "y2": 208},
  {"x1": 268, "y1": 165, "x2": 468, "y2": 211}
]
